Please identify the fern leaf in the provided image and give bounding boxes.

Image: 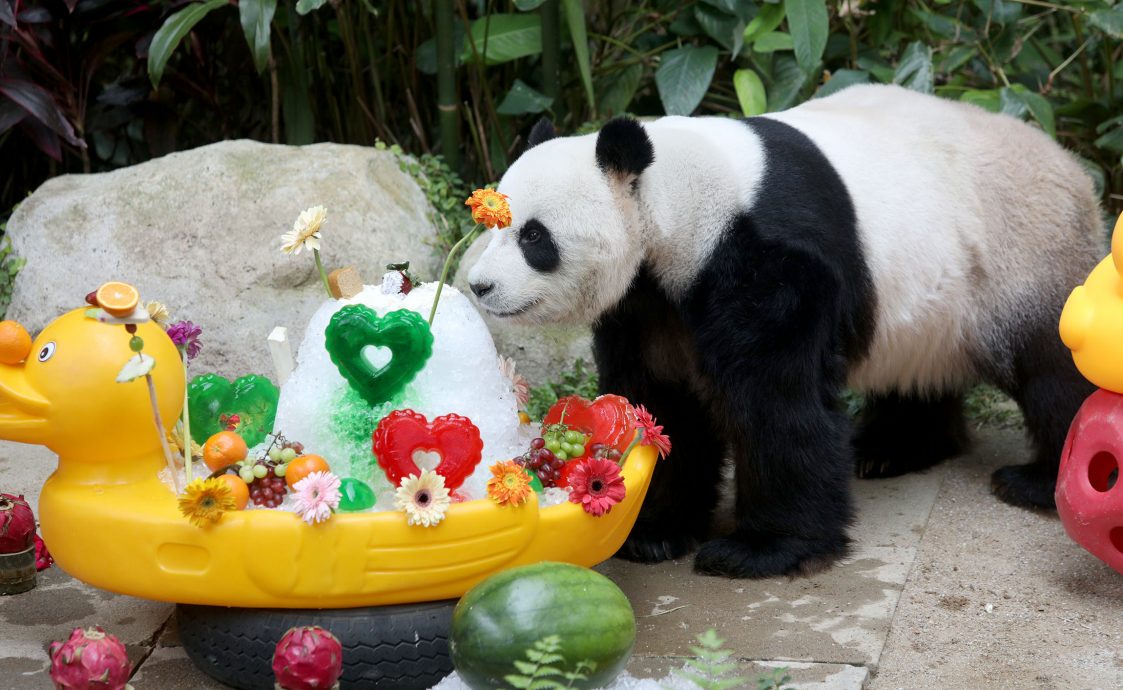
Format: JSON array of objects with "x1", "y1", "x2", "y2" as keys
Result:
[{"x1": 504, "y1": 674, "x2": 533, "y2": 689}]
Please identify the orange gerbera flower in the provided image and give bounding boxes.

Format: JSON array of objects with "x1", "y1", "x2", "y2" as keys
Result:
[
  {"x1": 486, "y1": 460, "x2": 532, "y2": 506},
  {"x1": 465, "y1": 188, "x2": 512, "y2": 229}
]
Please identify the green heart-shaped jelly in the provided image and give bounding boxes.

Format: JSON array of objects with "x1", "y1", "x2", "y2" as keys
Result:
[
  {"x1": 188, "y1": 373, "x2": 279, "y2": 447},
  {"x1": 324, "y1": 305, "x2": 433, "y2": 406}
]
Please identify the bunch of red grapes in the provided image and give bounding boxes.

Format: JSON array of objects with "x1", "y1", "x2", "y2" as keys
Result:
[
  {"x1": 516, "y1": 424, "x2": 594, "y2": 487},
  {"x1": 222, "y1": 438, "x2": 304, "y2": 508}
]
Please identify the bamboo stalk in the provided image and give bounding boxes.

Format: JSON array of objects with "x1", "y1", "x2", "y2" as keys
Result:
[
  {"x1": 182, "y1": 354, "x2": 192, "y2": 482},
  {"x1": 147, "y1": 372, "x2": 181, "y2": 493},
  {"x1": 435, "y1": 0, "x2": 461, "y2": 169},
  {"x1": 540, "y1": 0, "x2": 560, "y2": 101}
]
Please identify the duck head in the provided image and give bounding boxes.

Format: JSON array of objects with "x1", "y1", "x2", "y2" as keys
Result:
[
  {"x1": 1060, "y1": 213, "x2": 1123, "y2": 394},
  {"x1": 0, "y1": 308, "x2": 184, "y2": 484}
]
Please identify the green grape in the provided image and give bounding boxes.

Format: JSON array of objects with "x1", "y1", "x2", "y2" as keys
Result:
[
  {"x1": 280, "y1": 447, "x2": 297, "y2": 462},
  {"x1": 563, "y1": 430, "x2": 582, "y2": 443},
  {"x1": 239, "y1": 468, "x2": 254, "y2": 483},
  {"x1": 546, "y1": 439, "x2": 562, "y2": 453},
  {"x1": 267, "y1": 448, "x2": 282, "y2": 462},
  {"x1": 274, "y1": 463, "x2": 287, "y2": 478},
  {"x1": 252, "y1": 464, "x2": 268, "y2": 479},
  {"x1": 572, "y1": 445, "x2": 586, "y2": 457},
  {"x1": 556, "y1": 450, "x2": 569, "y2": 461}
]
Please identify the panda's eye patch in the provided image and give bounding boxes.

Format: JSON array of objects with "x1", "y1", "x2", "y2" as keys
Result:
[{"x1": 518, "y1": 219, "x2": 559, "y2": 273}]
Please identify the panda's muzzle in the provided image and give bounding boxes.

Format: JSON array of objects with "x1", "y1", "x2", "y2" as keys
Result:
[{"x1": 481, "y1": 298, "x2": 541, "y2": 319}]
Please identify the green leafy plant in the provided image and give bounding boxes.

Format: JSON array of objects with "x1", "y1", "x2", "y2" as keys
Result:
[
  {"x1": 670, "y1": 629, "x2": 749, "y2": 690},
  {"x1": 505, "y1": 635, "x2": 596, "y2": 690},
  {"x1": 755, "y1": 665, "x2": 794, "y2": 690},
  {"x1": 527, "y1": 358, "x2": 600, "y2": 421},
  {"x1": 381, "y1": 140, "x2": 477, "y2": 264},
  {"x1": 0, "y1": 228, "x2": 23, "y2": 321},
  {"x1": 964, "y1": 384, "x2": 1024, "y2": 430},
  {"x1": 5, "y1": 0, "x2": 1123, "y2": 219}
]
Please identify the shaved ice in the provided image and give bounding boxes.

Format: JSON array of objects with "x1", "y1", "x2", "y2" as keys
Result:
[{"x1": 273, "y1": 282, "x2": 528, "y2": 506}]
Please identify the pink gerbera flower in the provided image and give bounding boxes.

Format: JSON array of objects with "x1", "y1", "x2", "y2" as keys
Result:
[
  {"x1": 567, "y1": 457, "x2": 626, "y2": 516},
  {"x1": 292, "y1": 471, "x2": 342, "y2": 525},
  {"x1": 633, "y1": 404, "x2": 672, "y2": 459}
]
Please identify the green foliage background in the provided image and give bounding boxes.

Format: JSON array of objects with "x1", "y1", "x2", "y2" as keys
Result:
[{"x1": 2, "y1": 0, "x2": 1121, "y2": 221}]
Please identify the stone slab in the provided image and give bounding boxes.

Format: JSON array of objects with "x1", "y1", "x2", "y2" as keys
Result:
[
  {"x1": 0, "y1": 567, "x2": 172, "y2": 690},
  {"x1": 598, "y1": 463, "x2": 948, "y2": 670},
  {"x1": 627, "y1": 656, "x2": 869, "y2": 689},
  {"x1": 869, "y1": 428, "x2": 1123, "y2": 689}
]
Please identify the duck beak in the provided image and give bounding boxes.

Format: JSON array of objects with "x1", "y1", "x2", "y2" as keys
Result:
[{"x1": 0, "y1": 362, "x2": 50, "y2": 443}]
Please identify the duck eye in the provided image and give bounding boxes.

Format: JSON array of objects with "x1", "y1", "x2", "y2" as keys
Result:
[{"x1": 38, "y1": 342, "x2": 56, "y2": 362}]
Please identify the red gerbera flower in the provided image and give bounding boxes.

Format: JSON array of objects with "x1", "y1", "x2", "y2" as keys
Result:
[
  {"x1": 633, "y1": 404, "x2": 672, "y2": 459},
  {"x1": 567, "y1": 457, "x2": 626, "y2": 516}
]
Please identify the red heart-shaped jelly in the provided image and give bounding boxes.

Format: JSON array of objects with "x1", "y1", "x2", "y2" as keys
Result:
[
  {"x1": 544, "y1": 395, "x2": 637, "y2": 489},
  {"x1": 543, "y1": 394, "x2": 637, "y2": 457},
  {"x1": 372, "y1": 409, "x2": 484, "y2": 490}
]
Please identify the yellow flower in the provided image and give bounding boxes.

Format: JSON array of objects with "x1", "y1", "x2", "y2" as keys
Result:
[
  {"x1": 465, "y1": 188, "x2": 512, "y2": 229},
  {"x1": 145, "y1": 301, "x2": 170, "y2": 327},
  {"x1": 486, "y1": 460, "x2": 532, "y2": 507},
  {"x1": 281, "y1": 205, "x2": 327, "y2": 255},
  {"x1": 178, "y1": 478, "x2": 236, "y2": 528},
  {"x1": 394, "y1": 470, "x2": 451, "y2": 527}
]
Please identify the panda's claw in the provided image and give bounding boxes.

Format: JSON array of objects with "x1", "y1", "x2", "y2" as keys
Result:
[
  {"x1": 693, "y1": 532, "x2": 849, "y2": 579},
  {"x1": 616, "y1": 525, "x2": 698, "y2": 563}
]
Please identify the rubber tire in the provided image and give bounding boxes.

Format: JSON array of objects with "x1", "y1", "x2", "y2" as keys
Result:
[{"x1": 176, "y1": 600, "x2": 455, "y2": 690}]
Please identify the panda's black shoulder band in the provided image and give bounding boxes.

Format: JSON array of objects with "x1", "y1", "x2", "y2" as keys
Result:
[{"x1": 596, "y1": 117, "x2": 654, "y2": 178}]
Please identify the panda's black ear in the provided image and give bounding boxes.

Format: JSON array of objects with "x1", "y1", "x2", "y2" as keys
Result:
[
  {"x1": 527, "y1": 118, "x2": 558, "y2": 149},
  {"x1": 596, "y1": 117, "x2": 653, "y2": 180}
]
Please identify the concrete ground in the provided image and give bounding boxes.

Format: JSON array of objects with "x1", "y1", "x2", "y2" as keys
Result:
[{"x1": 2, "y1": 427, "x2": 1121, "y2": 689}]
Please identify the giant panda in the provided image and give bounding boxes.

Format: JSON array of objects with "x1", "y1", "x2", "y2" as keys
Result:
[{"x1": 465, "y1": 84, "x2": 1104, "y2": 578}]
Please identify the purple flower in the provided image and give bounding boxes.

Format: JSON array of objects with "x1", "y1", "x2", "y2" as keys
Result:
[{"x1": 167, "y1": 320, "x2": 202, "y2": 360}]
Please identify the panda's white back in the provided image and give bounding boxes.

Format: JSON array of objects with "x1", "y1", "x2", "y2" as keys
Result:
[
  {"x1": 640, "y1": 85, "x2": 1102, "y2": 393},
  {"x1": 771, "y1": 85, "x2": 1100, "y2": 392}
]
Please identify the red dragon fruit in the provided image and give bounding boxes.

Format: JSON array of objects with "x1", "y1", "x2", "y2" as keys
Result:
[
  {"x1": 48, "y1": 626, "x2": 132, "y2": 690},
  {"x1": 272, "y1": 626, "x2": 343, "y2": 690},
  {"x1": 0, "y1": 493, "x2": 35, "y2": 553},
  {"x1": 35, "y1": 534, "x2": 54, "y2": 571}
]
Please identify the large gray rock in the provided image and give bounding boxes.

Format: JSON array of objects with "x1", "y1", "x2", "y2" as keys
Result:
[
  {"x1": 5, "y1": 140, "x2": 441, "y2": 379},
  {"x1": 454, "y1": 234, "x2": 594, "y2": 387}
]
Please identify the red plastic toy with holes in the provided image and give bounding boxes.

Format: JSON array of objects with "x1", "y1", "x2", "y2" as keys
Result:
[{"x1": 1056, "y1": 390, "x2": 1123, "y2": 574}]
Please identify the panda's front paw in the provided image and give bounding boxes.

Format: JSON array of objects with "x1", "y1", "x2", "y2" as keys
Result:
[
  {"x1": 615, "y1": 523, "x2": 698, "y2": 563},
  {"x1": 693, "y1": 532, "x2": 849, "y2": 578},
  {"x1": 991, "y1": 463, "x2": 1056, "y2": 510}
]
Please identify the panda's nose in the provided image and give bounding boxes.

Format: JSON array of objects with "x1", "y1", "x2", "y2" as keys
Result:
[{"x1": 470, "y1": 281, "x2": 494, "y2": 298}]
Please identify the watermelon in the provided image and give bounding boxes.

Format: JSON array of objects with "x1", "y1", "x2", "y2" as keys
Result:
[{"x1": 450, "y1": 562, "x2": 636, "y2": 689}]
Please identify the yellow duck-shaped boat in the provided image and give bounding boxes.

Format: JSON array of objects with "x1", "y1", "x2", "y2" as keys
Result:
[
  {"x1": 2, "y1": 303, "x2": 655, "y2": 608},
  {"x1": 1061, "y1": 213, "x2": 1123, "y2": 392}
]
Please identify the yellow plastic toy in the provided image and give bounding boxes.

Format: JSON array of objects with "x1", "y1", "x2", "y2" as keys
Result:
[
  {"x1": 2, "y1": 301, "x2": 656, "y2": 608},
  {"x1": 1060, "y1": 213, "x2": 1123, "y2": 393}
]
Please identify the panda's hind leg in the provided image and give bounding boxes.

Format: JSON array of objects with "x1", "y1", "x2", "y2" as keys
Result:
[
  {"x1": 853, "y1": 391, "x2": 970, "y2": 478},
  {"x1": 987, "y1": 323, "x2": 1095, "y2": 509}
]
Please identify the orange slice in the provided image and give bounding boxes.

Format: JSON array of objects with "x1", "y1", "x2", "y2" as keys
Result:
[
  {"x1": 96, "y1": 282, "x2": 140, "y2": 317},
  {"x1": 0, "y1": 321, "x2": 31, "y2": 364}
]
